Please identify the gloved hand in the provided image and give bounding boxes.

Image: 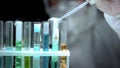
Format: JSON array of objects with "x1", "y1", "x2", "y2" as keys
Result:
[
  {"x1": 96, "y1": 0, "x2": 120, "y2": 38},
  {"x1": 87, "y1": 0, "x2": 120, "y2": 38},
  {"x1": 87, "y1": 0, "x2": 120, "y2": 16},
  {"x1": 96, "y1": 0, "x2": 120, "y2": 16},
  {"x1": 104, "y1": 13, "x2": 120, "y2": 38},
  {"x1": 96, "y1": 0, "x2": 120, "y2": 37}
]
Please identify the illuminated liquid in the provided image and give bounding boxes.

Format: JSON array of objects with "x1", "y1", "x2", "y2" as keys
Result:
[
  {"x1": 33, "y1": 44, "x2": 40, "y2": 68},
  {"x1": 33, "y1": 56, "x2": 40, "y2": 68},
  {"x1": 52, "y1": 35, "x2": 59, "y2": 68},
  {"x1": 15, "y1": 41, "x2": 22, "y2": 68},
  {"x1": 51, "y1": 56, "x2": 58, "y2": 68},
  {"x1": 43, "y1": 34, "x2": 49, "y2": 68},
  {"x1": 60, "y1": 43, "x2": 67, "y2": 68},
  {"x1": 33, "y1": 23, "x2": 41, "y2": 68},
  {"x1": 23, "y1": 22, "x2": 31, "y2": 68},
  {"x1": 24, "y1": 56, "x2": 30, "y2": 68},
  {"x1": 43, "y1": 34, "x2": 49, "y2": 51},
  {"x1": 23, "y1": 41, "x2": 31, "y2": 68}
]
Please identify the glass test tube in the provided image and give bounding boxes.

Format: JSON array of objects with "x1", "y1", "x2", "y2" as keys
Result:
[
  {"x1": 43, "y1": 22, "x2": 49, "y2": 68},
  {"x1": 23, "y1": 22, "x2": 31, "y2": 68},
  {"x1": 15, "y1": 21, "x2": 23, "y2": 68},
  {"x1": 33, "y1": 22, "x2": 41, "y2": 68},
  {"x1": 0, "y1": 21, "x2": 3, "y2": 68},
  {"x1": 60, "y1": 21, "x2": 68, "y2": 68},
  {"x1": 5, "y1": 21, "x2": 13, "y2": 68},
  {"x1": 60, "y1": 44, "x2": 67, "y2": 68},
  {"x1": 50, "y1": 19, "x2": 60, "y2": 68}
]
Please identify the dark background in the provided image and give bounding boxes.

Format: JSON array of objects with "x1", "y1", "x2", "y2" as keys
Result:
[
  {"x1": 0, "y1": 0, "x2": 49, "y2": 21},
  {"x1": 0, "y1": 1, "x2": 51, "y2": 68}
]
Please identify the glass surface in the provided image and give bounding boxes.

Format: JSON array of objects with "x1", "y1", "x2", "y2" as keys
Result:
[
  {"x1": 23, "y1": 22, "x2": 31, "y2": 68},
  {"x1": 5, "y1": 21, "x2": 13, "y2": 68}
]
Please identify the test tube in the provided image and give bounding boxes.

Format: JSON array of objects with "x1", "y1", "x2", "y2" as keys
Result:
[
  {"x1": 59, "y1": 21, "x2": 68, "y2": 68},
  {"x1": 49, "y1": 18, "x2": 60, "y2": 68},
  {"x1": 0, "y1": 21, "x2": 3, "y2": 68},
  {"x1": 33, "y1": 22, "x2": 41, "y2": 68},
  {"x1": 23, "y1": 22, "x2": 31, "y2": 68},
  {"x1": 5, "y1": 21, "x2": 14, "y2": 68},
  {"x1": 60, "y1": 44, "x2": 67, "y2": 68},
  {"x1": 43, "y1": 22, "x2": 49, "y2": 68},
  {"x1": 15, "y1": 21, "x2": 23, "y2": 68}
]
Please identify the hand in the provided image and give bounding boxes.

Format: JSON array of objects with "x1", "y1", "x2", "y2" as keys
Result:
[{"x1": 96, "y1": 0, "x2": 120, "y2": 16}]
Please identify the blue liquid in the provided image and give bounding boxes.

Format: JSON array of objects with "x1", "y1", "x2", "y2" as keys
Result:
[
  {"x1": 43, "y1": 34, "x2": 49, "y2": 51},
  {"x1": 34, "y1": 44, "x2": 40, "y2": 51},
  {"x1": 33, "y1": 44, "x2": 40, "y2": 68},
  {"x1": 43, "y1": 56, "x2": 49, "y2": 68},
  {"x1": 43, "y1": 34, "x2": 49, "y2": 68},
  {"x1": 33, "y1": 56, "x2": 40, "y2": 68},
  {"x1": 0, "y1": 57, "x2": 3, "y2": 68}
]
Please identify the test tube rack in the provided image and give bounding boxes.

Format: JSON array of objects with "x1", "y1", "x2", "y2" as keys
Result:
[{"x1": 0, "y1": 47, "x2": 70, "y2": 68}]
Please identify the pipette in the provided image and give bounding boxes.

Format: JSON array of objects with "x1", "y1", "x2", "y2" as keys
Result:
[
  {"x1": 49, "y1": 0, "x2": 97, "y2": 23},
  {"x1": 59, "y1": 0, "x2": 97, "y2": 21},
  {"x1": 59, "y1": 1, "x2": 88, "y2": 21}
]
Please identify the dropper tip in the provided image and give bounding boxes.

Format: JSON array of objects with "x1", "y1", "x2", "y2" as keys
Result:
[{"x1": 48, "y1": 17, "x2": 62, "y2": 24}]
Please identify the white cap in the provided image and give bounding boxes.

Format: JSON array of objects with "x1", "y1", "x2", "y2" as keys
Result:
[
  {"x1": 43, "y1": 22, "x2": 49, "y2": 34},
  {"x1": 15, "y1": 21, "x2": 23, "y2": 41}
]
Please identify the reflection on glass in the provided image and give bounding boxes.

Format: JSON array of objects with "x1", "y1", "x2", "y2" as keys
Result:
[
  {"x1": 5, "y1": 21, "x2": 13, "y2": 68},
  {"x1": 43, "y1": 22, "x2": 49, "y2": 68},
  {"x1": 33, "y1": 22, "x2": 41, "y2": 68},
  {"x1": 0, "y1": 21, "x2": 3, "y2": 68},
  {"x1": 15, "y1": 21, "x2": 23, "y2": 68},
  {"x1": 23, "y1": 22, "x2": 31, "y2": 68}
]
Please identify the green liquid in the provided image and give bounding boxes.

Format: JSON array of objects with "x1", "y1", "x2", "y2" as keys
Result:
[
  {"x1": 24, "y1": 56, "x2": 30, "y2": 68},
  {"x1": 15, "y1": 56, "x2": 22, "y2": 68},
  {"x1": 15, "y1": 41, "x2": 22, "y2": 68},
  {"x1": 51, "y1": 56, "x2": 58, "y2": 68}
]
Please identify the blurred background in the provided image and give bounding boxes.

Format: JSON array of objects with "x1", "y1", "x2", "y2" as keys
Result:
[{"x1": 0, "y1": 0, "x2": 120, "y2": 68}]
